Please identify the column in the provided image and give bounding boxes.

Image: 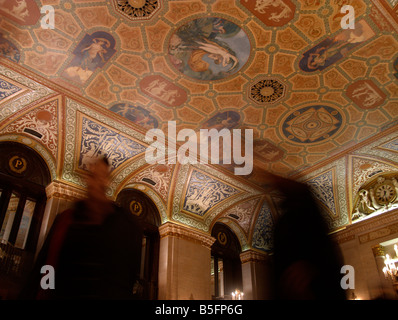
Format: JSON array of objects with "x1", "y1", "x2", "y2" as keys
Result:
[
  {"x1": 36, "y1": 180, "x2": 86, "y2": 255},
  {"x1": 158, "y1": 222, "x2": 215, "y2": 300},
  {"x1": 240, "y1": 249, "x2": 273, "y2": 300}
]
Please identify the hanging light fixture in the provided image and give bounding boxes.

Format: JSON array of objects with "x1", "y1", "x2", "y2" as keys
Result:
[
  {"x1": 231, "y1": 289, "x2": 244, "y2": 300},
  {"x1": 383, "y1": 244, "x2": 398, "y2": 281}
]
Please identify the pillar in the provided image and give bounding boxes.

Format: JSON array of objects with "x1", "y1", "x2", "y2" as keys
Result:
[
  {"x1": 158, "y1": 222, "x2": 215, "y2": 300},
  {"x1": 36, "y1": 180, "x2": 86, "y2": 255},
  {"x1": 240, "y1": 249, "x2": 273, "y2": 300}
]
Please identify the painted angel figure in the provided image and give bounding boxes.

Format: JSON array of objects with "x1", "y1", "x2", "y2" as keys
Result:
[
  {"x1": 194, "y1": 38, "x2": 239, "y2": 71},
  {"x1": 79, "y1": 38, "x2": 110, "y2": 71}
]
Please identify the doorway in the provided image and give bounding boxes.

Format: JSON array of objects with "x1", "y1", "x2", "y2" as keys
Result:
[
  {"x1": 211, "y1": 222, "x2": 242, "y2": 299},
  {"x1": 116, "y1": 188, "x2": 160, "y2": 299},
  {"x1": 0, "y1": 142, "x2": 50, "y2": 299}
]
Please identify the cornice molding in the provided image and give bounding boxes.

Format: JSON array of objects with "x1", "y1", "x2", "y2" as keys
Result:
[
  {"x1": 240, "y1": 249, "x2": 269, "y2": 264},
  {"x1": 332, "y1": 208, "x2": 398, "y2": 244},
  {"x1": 45, "y1": 179, "x2": 86, "y2": 201},
  {"x1": 158, "y1": 221, "x2": 216, "y2": 249}
]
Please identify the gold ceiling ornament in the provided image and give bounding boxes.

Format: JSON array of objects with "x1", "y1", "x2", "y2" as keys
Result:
[
  {"x1": 249, "y1": 78, "x2": 286, "y2": 104},
  {"x1": 113, "y1": 0, "x2": 161, "y2": 20}
]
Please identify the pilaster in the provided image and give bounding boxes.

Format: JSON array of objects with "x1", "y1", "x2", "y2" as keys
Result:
[
  {"x1": 240, "y1": 249, "x2": 273, "y2": 300},
  {"x1": 158, "y1": 222, "x2": 215, "y2": 300}
]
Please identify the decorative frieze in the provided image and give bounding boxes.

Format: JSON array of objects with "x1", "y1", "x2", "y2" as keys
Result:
[{"x1": 332, "y1": 208, "x2": 398, "y2": 244}]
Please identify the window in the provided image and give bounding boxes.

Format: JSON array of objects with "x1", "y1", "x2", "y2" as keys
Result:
[{"x1": 116, "y1": 188, "x2": 161, "y2": 299}]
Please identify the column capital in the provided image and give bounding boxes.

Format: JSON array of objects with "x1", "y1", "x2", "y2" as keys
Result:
[
  {"x1": 240, "y1": 249, "x2": 269, "y2": 264},
  {"x1": 45, "y1": 180, "x2": 86, "y2": 201},
  {"x1": 372, "y1": 244, "x2": 386, "y2": 257},
  {"x1": 159, "y1": 222, "x2": 216, "y2": 249}
]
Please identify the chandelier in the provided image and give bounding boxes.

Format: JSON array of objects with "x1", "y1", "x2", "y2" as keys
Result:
[
  {"x1": 383, "y1": 244, "x2": 398, "y2": 281},
  {"x1": 231, "y1": 289, "x2": 244, "y2": 300}
]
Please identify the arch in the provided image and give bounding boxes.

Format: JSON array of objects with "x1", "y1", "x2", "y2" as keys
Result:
[
  {"x1": 214, "y1": 217, "x2": 249, "y2": 251},
  {"x1": 115, "y1": 188, "x2": 161, "y2": 300},
  {"x1": 0, "y1": 134, "x2": 56, "y2": 181},
  {"x1": 0, "y1": 141, "x2": 51, "y2": 187},
  {"x1": 0, "y1": 141, "x2": 52, "y2": 298},
  {"x1": 116, "y1": 187, "x2": 161, "y2": 227},
  {"x1": 118, "y1": 182, "x2": 168, "y2": 224},
  {"x1": 210, "y1": 222, "x2": 243, "y2": 299}
]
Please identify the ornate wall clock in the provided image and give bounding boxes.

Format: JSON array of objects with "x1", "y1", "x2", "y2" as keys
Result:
[{"x1": 375, "y1": 183, "x2": 396, "y2": 205}]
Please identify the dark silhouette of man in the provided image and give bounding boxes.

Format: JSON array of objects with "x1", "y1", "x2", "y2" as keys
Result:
[
  {"x1": 21, "y1": 156, "x2": 143, "y2": 299},
  {"x1": 251, "y1": 170, "x2": 346, "y2": 300}
]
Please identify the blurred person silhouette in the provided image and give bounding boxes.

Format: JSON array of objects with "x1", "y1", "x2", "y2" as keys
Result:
[
  {"x1": 21, "y1": 156, "x2": 143, "y2": 299},
  {"x1": 252, "y1": 170, "x2": 346, "y2": 300}
]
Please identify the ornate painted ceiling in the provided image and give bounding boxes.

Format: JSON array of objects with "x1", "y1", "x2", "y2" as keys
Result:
[{"x1": 0, "y1": 0, "x2": 398, "y2": 253}]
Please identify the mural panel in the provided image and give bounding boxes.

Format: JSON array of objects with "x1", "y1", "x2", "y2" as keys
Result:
[
  {"x1": 129, "y1": 163, "x2": 175, "y2": 202},
  {"x1": 0, "y1": 33, "x2": 20, "y2": 62},
  {"x1": 110, "y1": 102, "x2": 159, "y2": 129},
  {"x1": 139, "y1": 75, "x2": 187, "y2": 107},
  {"x1": 299, "y1": 20, "x2": 375, "y2": 72},
  {"x1": 254, "y1": 139, "x2": 285, "y2": 162},
  {"x1": 0, "y1": 97, "x2": 59, "y2": 158},
  {"x1": 252, "y1": 200, "x2": 274, "y2": 252},
  {"x1": 0, "y1": 77, "x2": 23, "y2": 102},
  {"x1": 240, "y1": 0, "x2": 295, "y2": 27},
  {"x1": 394, "y1": 56, "x2": 398, "y2": 79},
  {"x1": 61, "y1": 31, "x2": 116, "y2": 84},
  {"x1": 78, "y1": 116, "x2": 146, "y2": 172},
  {"x1": 200, "y1": 110, "x2": 240, "y2": 130},
  {"x1": 0, "y1": 0, "x2": 40, "y2": 25},
  {"x1": 223, "y1": 197, "x2": 261, "y2": 235},
  {"x1": 168, "y1": 17, "x2": 251, "y2": 80},
  {"x1": 305, "y1": 168, "x2": 339, "y2": 219},
  {"x1": 346, "y1": 80, "x2": 387, "y2": 109},
  {"x1": 183, "y1": 169, "x2": 241, "y2": 217}
]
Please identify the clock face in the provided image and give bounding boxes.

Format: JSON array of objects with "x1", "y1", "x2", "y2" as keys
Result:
[{"x1": 375, "y1": 184, "x2": 396, "y2": 204}]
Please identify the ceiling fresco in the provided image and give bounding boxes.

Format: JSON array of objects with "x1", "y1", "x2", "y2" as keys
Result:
[{"x1": 0, "y1": 0, "x2": 398, "y2": 253}]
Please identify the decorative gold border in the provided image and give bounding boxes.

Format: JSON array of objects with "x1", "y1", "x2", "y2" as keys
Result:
[
  {"x1": 376, "y1": 137, "x2": 398, "y2": 155},
  {"x1": 0, "y1": 75, "x2": 30, "y2": 105}
]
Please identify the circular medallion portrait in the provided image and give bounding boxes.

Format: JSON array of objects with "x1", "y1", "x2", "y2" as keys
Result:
[{"x1": 168, "y1": 17, "x2": 251, "y2": 80}]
